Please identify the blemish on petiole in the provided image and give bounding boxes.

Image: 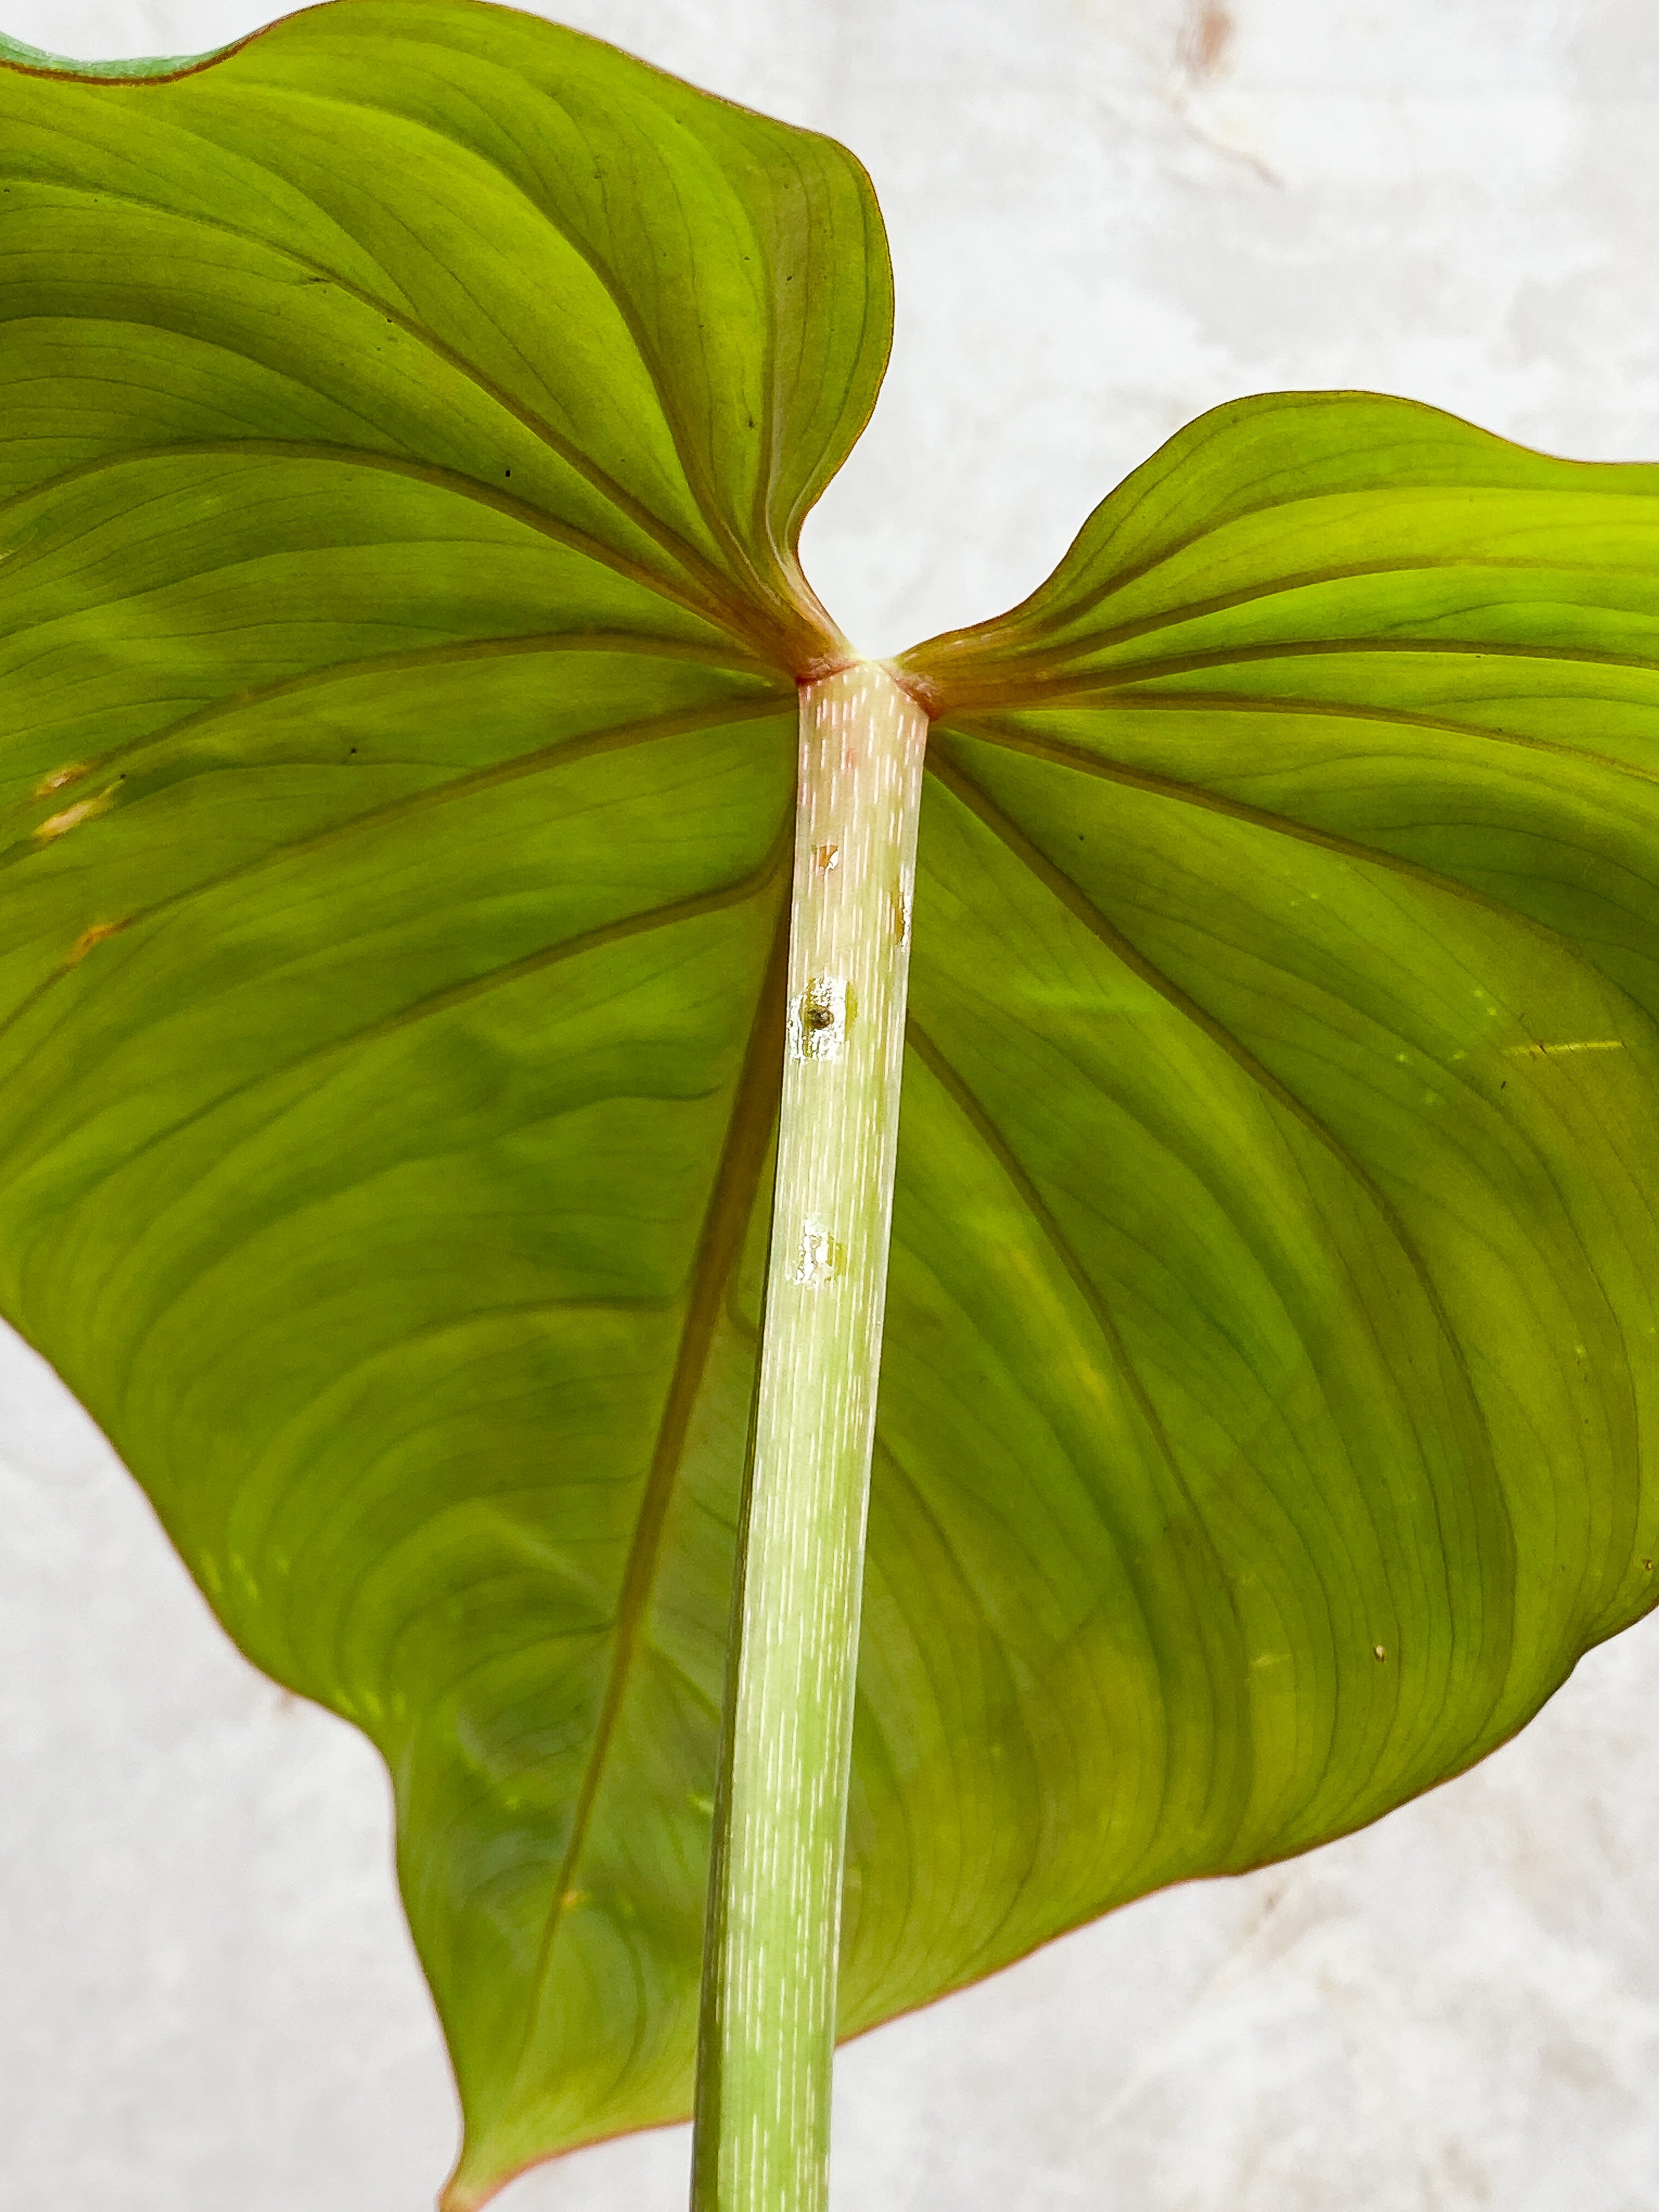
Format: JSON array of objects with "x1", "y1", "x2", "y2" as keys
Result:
[
  {"x1": 812, "y1": 842, "x2": 840, "y2": 873},
  {"x1": 794, "y1": 977, "x2": 848, "y2": 1061},
  {"x1": 793, "y1": 1218, "x2": 841, "y2": 1286}
]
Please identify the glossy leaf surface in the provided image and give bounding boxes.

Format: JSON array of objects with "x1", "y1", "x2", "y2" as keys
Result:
[
  {"x1": 3, "y1": 6, "x2": 1658, "y2": 2203},
  {"x1": 889, "y1": 394, "x2": 1659, "y2": 1951},
  {"x1": 0, "y1": 4, "x2": 873, "y2": 2195}
]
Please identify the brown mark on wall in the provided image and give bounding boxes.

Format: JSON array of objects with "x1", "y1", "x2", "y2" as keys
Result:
[
  {"x1": 1173, "y1": 0, "x2": 1279, "y2": 185},
  {"x1": 1179, "y1": 0, "x2": 1235, "y2": 80}
]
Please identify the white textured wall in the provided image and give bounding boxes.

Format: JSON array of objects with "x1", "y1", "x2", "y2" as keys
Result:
[{"x1": 5, "y1": 1, "x2": 1659, "y2": 2205}]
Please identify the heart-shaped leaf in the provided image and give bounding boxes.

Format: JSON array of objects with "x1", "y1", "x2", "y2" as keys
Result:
[
  {"x1": 0, "y1": 4, "x2": 879, "y2": 2193},
  {"x1": 4, "y1": 8, "x2": 1657, "y2": 2205},
  {"x1": 890, "y1": 392, "x2": 1659, "y2": 1925}
]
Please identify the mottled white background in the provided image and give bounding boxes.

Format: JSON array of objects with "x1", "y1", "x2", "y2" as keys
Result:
[{"x1": 4, "y1": 0, "x2": 1659, "y2": 2205}]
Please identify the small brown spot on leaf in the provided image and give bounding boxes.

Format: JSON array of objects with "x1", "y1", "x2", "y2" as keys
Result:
[
  {"x1": 34, "y1": 761, "x2": 91, "y2": 798},
  {"x1": 66, "y1": 919, "x2": 128, "y2": 967},
  {"x1": 1504, "y1": 1040, "x2": 1623, "y2": 1059},
  {"x1": 35, "y1": 787, "x2": 116, "y2": 843}
]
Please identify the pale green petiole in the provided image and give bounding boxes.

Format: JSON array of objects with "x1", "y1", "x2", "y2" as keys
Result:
[{"x1": 691, "y1": 662, "x2": 930, "y2": 2212}]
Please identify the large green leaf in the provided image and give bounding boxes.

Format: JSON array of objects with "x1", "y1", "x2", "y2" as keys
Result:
[
  {"x1": 0, "y1": 3, "x2": 875, "y2": 2194},
  {"x1": 3, "y1": 6, "x2": 1658, "y2": 2204},
  {"x1": 888, "y1": 393, "x2": 1659, "y2": 1922}
]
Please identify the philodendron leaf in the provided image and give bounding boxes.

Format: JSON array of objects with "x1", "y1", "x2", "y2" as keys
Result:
[
  {"x1": 3, "y1": 4, "x2": 1658, "y2": 2204},
  {"x1": 884, "y1": 393, "x2": 1659, "y2": 1928},
  {"x1": 0, "y1": 3, "x2": 877, "y2": 2196}
]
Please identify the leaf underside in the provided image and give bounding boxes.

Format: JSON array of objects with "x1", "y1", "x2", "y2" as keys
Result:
[{"x1": 4, "y1": 4, "x2": 1658, "y2": 2202}]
